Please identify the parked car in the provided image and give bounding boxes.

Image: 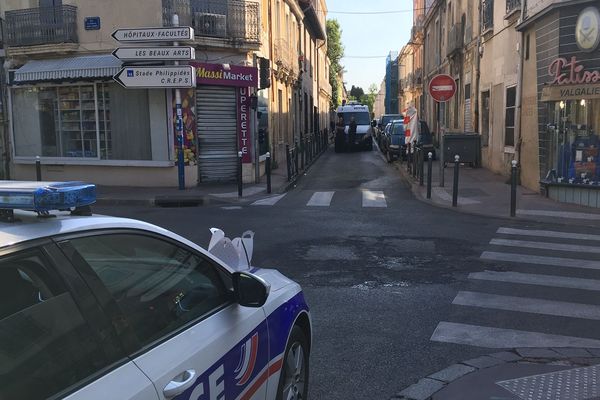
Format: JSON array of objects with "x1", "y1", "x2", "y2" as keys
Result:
[
  {"x1": 377, "y1": 114, "x2": 403, "y2": 148},
  {"x1": 0, "y1": 181, "x2": 312, "y2": 400},
  {"x1": 382, "y1": 119, "x2": 405, "y2": 162}
]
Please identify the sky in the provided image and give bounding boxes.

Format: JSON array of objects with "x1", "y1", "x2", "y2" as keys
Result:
[{"x1": 326, "y1": 0, "x2": 413, "y2": 92}]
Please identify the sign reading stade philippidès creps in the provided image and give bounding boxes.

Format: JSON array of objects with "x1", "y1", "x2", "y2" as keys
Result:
[
  {"x1": 428, "y1": 74, "x2": 457, "y2": 102},
  {"x1": 113, "y1": 66, "x2": 196, "y2": 88}
]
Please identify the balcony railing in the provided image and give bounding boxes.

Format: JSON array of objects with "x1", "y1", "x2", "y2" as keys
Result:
[
  {"x1": 506, "y1": 0, "x2": 521, "y2": 16},
  {"x1": 482, "y1": 0, "x2": 494, "y2": 32},
  {"x1": 5, "y1": 5, "x2": 77, "y2": 47},
  {"x1": 274, "y1": 38, "x2": 299, "y2": 76},
  {"x1": 163, "y1": 0, "x2": 193, "y2": 27},
  {"x1": 446, "y1": 22, "x2": 463, "y2": 57}
]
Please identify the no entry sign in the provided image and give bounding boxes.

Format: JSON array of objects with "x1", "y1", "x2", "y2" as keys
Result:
[{"x1": 429, "y1": 74, "x2": 456, "y2": 102}]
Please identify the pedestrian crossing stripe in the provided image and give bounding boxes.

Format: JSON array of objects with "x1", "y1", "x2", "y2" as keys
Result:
[
  {"x1": 490, "y1": 238, "x2": 600, "y2": 254},
  {"x1": 469, "y1": 270, "x2": 600, "y2": 292},
  {"x1": 250, "y1": 190, "x2": 388, "y2": 208},
  {"x1": 250, "y1": 194, "x2": 287, "y2": 206},
  {"x1": 307, "y1": 191, "x2": 334, "y2": 207},
  {"x1": 497, "y1": 227, "x2": 600, "y2": 242}
]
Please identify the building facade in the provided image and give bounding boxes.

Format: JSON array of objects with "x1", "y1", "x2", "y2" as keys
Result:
[
  {"x1": 384, "y1": 51, "x2": 399, "y2": 114},
  {"x1": 1, "y1": 0, "x2": 330, "y2": 186}
]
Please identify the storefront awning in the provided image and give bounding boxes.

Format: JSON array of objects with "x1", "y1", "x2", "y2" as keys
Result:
[{"x1": 13, "y1": 55, "x2": 122, "y2": 83}]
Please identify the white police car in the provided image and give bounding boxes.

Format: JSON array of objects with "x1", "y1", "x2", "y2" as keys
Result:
[{"x1": 0, "y1": 181, "x2": 311, "y2": 400}]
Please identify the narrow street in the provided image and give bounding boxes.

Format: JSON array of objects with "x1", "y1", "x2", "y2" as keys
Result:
[{"x1": 96, "y1": 147, "x2": 600, "y2": 399}]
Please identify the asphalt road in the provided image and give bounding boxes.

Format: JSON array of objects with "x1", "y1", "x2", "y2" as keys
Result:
[{"x1": 96, "y1": 146, "x2": 600, "y2": 399}]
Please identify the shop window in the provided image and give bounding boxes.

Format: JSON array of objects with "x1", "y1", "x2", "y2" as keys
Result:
[
  {"x1": 12, "y1": 84, "x2": 151, "y2": 161},
  {"x1": 545, "y1": 99, "x2": 600, "y2": 183},
  {"x1": 505, "y1": 86, "x2": 516, "y2": 147}
]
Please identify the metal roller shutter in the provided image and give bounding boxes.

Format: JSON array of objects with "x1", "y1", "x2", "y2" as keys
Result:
[{"x1": 196, "y1": 86, "x2": 238, "y2": 182}]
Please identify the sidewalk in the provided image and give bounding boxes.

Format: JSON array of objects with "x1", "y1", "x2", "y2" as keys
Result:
[
  {"x1": 395, "y1": 158, "x2": 600, "y2": 226},
  {"x1": 393, "y1": 347, "x2": 600, "y2": 400},
  {"x1": 96, "y1": 165, "x2": 293, "y2": 207}
]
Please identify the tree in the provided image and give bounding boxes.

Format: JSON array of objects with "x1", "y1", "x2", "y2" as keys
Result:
[
  {"x1": 349, "y1": 85, "x2": 365, "y2": 102},
  {"x1": 363, "y1": 84, "x2": 378, "y2": 115},
  {"x1": 326, "y1": 19, "x2": 344, "y2": 109}
]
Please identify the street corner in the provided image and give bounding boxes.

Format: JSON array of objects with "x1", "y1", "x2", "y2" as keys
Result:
[{"x1": 392, "y1": 348, "x2": 600, "y2": 400}]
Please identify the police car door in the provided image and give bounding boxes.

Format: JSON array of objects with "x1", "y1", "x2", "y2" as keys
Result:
[{"x1": 62, "y1": 231, "x2": 270, "y2": 400}]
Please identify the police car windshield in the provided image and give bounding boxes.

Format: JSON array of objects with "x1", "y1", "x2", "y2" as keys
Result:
[{"x1": 338, "y1": 112, "x2": 371, "y2": 126}]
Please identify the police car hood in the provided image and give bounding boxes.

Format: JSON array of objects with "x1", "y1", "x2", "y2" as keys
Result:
[{"x1": 250, "y1": 268, "x2": 299, "y2": 292}]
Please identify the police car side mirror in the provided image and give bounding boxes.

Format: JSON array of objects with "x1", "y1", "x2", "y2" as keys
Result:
[{"x1": 232, "y1": 272, "x2": 270, "y2": 307}]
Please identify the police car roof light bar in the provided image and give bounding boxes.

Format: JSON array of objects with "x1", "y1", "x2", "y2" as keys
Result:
[{"x1": 0, "y1": 181, "x2": 96, "y2": 217}]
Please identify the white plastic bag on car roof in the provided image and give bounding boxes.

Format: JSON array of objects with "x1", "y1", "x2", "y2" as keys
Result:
[{"x1": 208, "y1": 228, "x2": 254, "y2": 271}]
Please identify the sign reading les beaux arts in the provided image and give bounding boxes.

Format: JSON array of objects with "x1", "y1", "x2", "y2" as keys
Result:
[{"x1": 191, "y1": 62, "x2": 258, "y2": 88}]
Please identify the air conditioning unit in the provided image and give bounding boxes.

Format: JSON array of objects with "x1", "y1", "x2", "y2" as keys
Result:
[{"x1": 194, "y1": 12, "x2": 227, "y2": 38}]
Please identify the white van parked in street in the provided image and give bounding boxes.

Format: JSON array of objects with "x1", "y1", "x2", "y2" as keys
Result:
[{"x1": 335, "y1": 103, "x2": 374, "y2": 152}]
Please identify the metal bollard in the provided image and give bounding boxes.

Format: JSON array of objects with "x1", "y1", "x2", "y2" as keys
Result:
[
  {"x1": 35, "y1": 156, "x2": 42, "y2": 182},
  {"x1": 419, "y1": 149, "x2": 425, "y2": 186},
  {"x1": 412, "y1": 147, "x2": 417, "y2": 178},
  {"x1": 510, "y1": 160, "x2": 517, "y2": 217},
  {"x1": 266, "y1": 152, "x2": 272, "y2": 194},
  {"x1": 452, "y1": 155, "x2": 460, "y2": 207},
  {"x1": 406, "y1": 143, "x2": 412, "y2": 172},
  {"x1": 238, "y1": 151, "x2": 243, "y2": 197},
  {"x1": 427, "y1": 152, "x2": 433, "y2": 199}
]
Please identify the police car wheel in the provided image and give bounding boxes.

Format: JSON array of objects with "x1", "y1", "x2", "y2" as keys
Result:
[{"x1": 277, "y1": 326, "x2": 309, "y2": 400}]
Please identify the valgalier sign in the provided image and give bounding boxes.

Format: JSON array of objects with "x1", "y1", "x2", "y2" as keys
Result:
[{"x1": 541, "y1": 56, "x2": 600, "y2": 101}]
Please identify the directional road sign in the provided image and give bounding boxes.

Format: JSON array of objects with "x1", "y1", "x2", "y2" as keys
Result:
[
  {"x1": 113, "y1": 66, "x2": 196, "y2": 88},
  {"x1": 112, "y1": 46, "x2": 196, "y2": 61},
  {"x1": 112, "y1": 27, "x2": 194, "y2": 42}
]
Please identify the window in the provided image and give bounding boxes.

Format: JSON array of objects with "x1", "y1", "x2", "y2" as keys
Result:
[
  {"x1": 505, "y1": 86, "x2": 517, "y2": 146},
  {"x1": 453, "y1": 79, "x2": 460, "y2": 129},
  {"x1": 481, "y1": 90, "x2": 490, "y2": 146},
  {"x1": 68, "y1": 234, "x2": 230, "y2": 348},
  {"x1": 525, "y1": 34, "x2": 530, "y2": 60},
  {"x1": 0, "y1": 250, "x2": 119, "y2": 399},
  {"x1": 12, "y1": 83, "x2": 151, "y2": 160}
]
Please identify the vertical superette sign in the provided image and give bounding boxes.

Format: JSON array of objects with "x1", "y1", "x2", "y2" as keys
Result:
[{"x1": 238, "y1": 87, "x2": 252, "y2": 163}]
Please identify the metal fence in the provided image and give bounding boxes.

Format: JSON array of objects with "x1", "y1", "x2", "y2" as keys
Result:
[
  {"x1": 187, "y1": 0, "x2": 260, "y2": 42},
  {"x1": 482, "y1": 0, "x2": 494, "y2": 32},
  {"x1": 506, "y1": 0, "x2": 521, "y2": 15},
  {"x1": 5, "y1": 5, "x2": 77, "y2": 47},
  {"x1": 162, "y1": 0, "x2": 193, "y2": 27},
  {"x1": 286, "y1": 130, "x2": 329, "y2": 182}
]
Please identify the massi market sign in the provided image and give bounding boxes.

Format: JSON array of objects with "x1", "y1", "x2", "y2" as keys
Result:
[{"x1": 191, "y1": 62, "x2": 258, "y2": 88}]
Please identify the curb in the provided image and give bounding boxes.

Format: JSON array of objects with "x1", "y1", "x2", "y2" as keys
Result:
[
  {"x1": 393, "y1": 162, "x2": 600, "y2": 227},
  {"x1": 391, "y1": 348, "x2": 600, "y2": 400}
]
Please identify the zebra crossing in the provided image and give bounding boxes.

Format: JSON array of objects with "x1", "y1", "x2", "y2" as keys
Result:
[
  {"x1": 431, "y1": 225, "x2": 600, "y2": 349},
  {"x1": 250, "y1": 190, "x2": 389, "y2": 208}
]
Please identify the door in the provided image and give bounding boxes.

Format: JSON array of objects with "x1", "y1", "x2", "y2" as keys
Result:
[
  {"x1": 63, "y1": 232, "x2": 270, "y2": 400},
  {"x1": 0, "y1": 245, "x2": 157, "y2": 400},
  {"x1": 197, "y1": 86, "x2": 238, "y2": 182}
]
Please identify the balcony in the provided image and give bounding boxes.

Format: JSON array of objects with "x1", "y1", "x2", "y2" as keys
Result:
[
  {"x1": 163, "y1": 0, "x2": 260, "y2": 46},
  {"x1": 505, "y1": 0, "x2": 521, "y2": 19},
  {"x1": 446, "y1": 22, "x2": 463, "y2": 57},
  {"x1": 5, "y1": 5, "x2": 77, "y2": 48},
  {"x1": 482, "y1": 0, "x2": 494, "y2": 33},
  {"x1": 274, "y1": 38, "x2": 299, "y2": 80}
]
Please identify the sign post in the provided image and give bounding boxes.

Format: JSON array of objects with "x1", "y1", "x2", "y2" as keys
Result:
[
  {"x1": 112, "y1": 21, "x2": 195, "y2": 190},
  {"x1": 429, "y1": 74, "x2": 457, "y2": 187}
]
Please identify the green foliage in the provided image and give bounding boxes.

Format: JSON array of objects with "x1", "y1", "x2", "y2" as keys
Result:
[
  {"x1": 349, "y1": 85, "x2": 365, "y2": 101},
  {"x1": 363, "y1": 84, "x2": 378, "y2": 114},
  {"x1": 327, "y1": 19, "x2": 344, "y2": 110}
]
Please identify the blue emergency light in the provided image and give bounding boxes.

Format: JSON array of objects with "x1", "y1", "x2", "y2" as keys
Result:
[{"x1": 0, "y1": 181, "x2": 96, "y2": 213}]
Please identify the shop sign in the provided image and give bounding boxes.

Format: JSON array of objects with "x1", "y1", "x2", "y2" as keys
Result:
[
  {"x1": 238, "y1": 88, "x2": 253, "y2": 163},
  {"x1": 114, "y1": 66, "x2": 196, "y2": 88},
  {"x1": 191, "y1": 62, "x2": 258, "y2": 88},
  {"x1": 541, "y1": 83, "x2": 600, "y2": 101},
  {"x1": 575, "y1": 7, "x2": 600, "y2": 52},
  {"x1": 548, "y1": 56, "x2": 600, "y2": 85}
]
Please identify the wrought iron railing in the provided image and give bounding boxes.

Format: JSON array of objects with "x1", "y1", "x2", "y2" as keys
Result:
[
  {"x1": 446, "y1": 22, "x2": 463, "y2": 56},
  {"x1": 482, "y1": 0, "x2": 494, "y2": 31},
  {"x1": 506, "y1": 0, "x2": 521, "y2": 15},
  {"x1": 162, "y1": 0, "x2": 193, "y2": 27},
  {"x1": 5, "y1": 5, "x2": 77, "y2": 47},
  {"x1": 182, "y1": 0, "x2": 260, "y2": 42},
  {"x1": 274, "y1": 38, "x2": 298, "y2": 75}
]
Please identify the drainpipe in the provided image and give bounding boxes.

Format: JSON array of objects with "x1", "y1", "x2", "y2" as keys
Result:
[
  {"x1": 473, "y1": 0, "x2": 482, "y2": 134},
  {"x1": 515, "y1": 0, "x2": 526, "y2": 177}
]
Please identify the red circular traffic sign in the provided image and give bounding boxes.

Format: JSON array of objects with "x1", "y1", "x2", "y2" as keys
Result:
[{"x1": 428, "y1": 74, "x2": 456, "y2": 102}]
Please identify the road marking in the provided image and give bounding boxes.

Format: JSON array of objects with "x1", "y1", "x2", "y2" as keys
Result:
[
  {"x1": 307, "y1": 191, "x2": 335, "y2": 207},
  {"x1": 432, "y1": 187, "x2": 481, "y2": 205},
  {"x1": 490, "y1": 238, "x2": 600, "y2": 254},
  {"x1": 362, "y1": 190, "x2": 387, "y2": 208},
  {"x1": 453, "y1": 291, "x2": 600, "y2": 321},
  {"x1": 212, "y1": 186, "x2": 265, "y2": 199},
  {"x1": 250, "y1": 194, "x2": 286, "y2": 206},
  {"x1": 470, "y1": 270, "x2": 600, "y2": 292},
  {"x1": 517, "y1": 209, "x2": 600, "y2": 221},
  {"x1": 497, "y1": 227, "x2": 600, "y2": 242},
  {"x1": 481, "y1": 251, "x2": 600, "y2": 271},
  {"x1": 431, "y1": 322, "x2": 600, "y2": 348}
]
